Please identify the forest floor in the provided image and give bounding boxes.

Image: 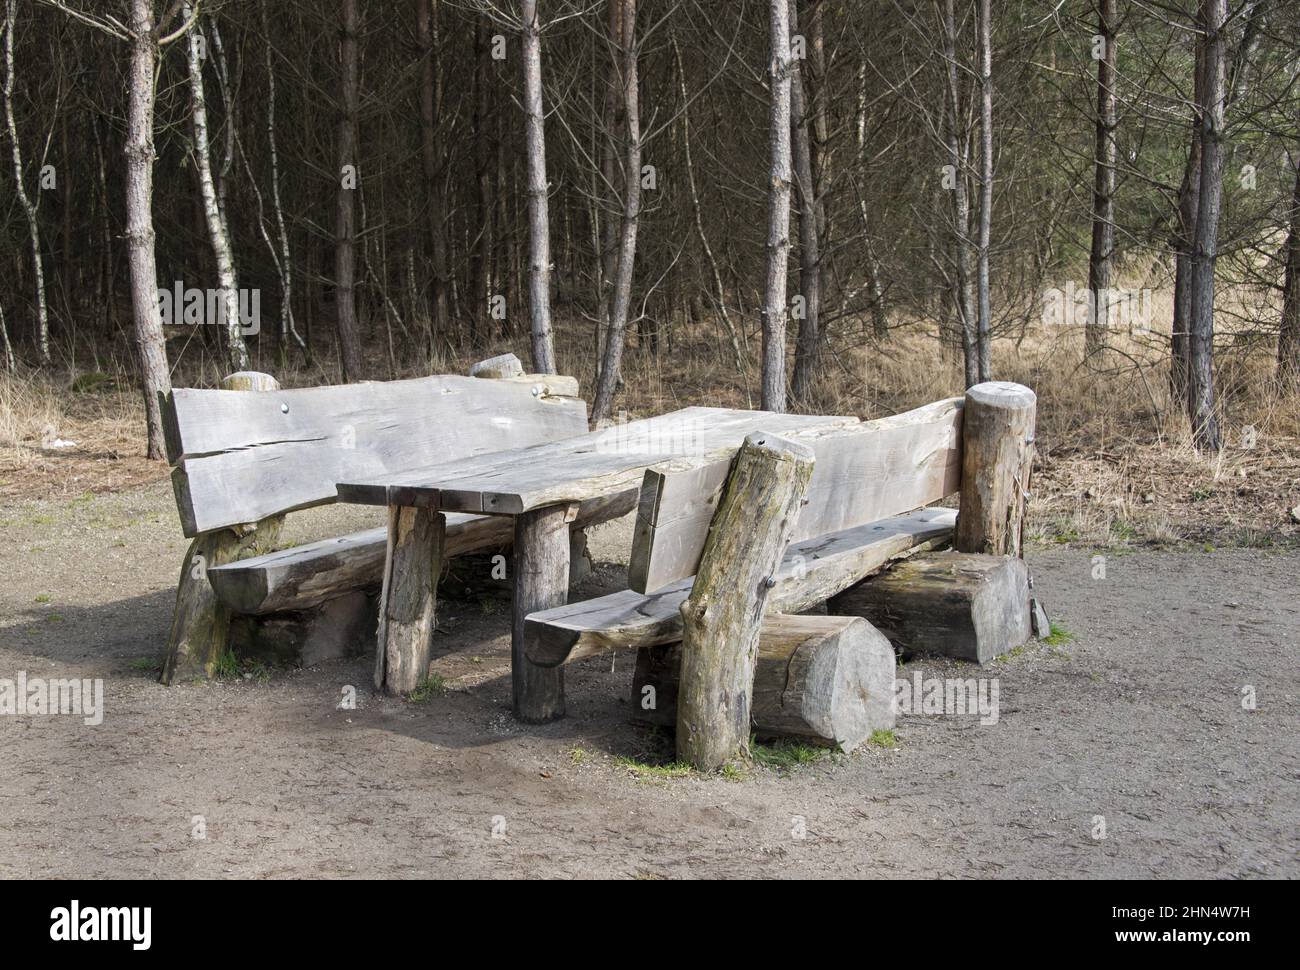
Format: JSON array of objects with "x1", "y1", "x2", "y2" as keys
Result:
[{"x1": 1, "y1": 481, "x2": 1297, "y2": 879}]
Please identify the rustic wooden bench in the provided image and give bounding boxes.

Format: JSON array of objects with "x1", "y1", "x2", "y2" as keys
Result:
[
  {"x1": 523, "y1": 382, "x2": 1039, "y2": 765},
  {"x1": 157, "y1": 355, "x2": 611, "y2": 683}
]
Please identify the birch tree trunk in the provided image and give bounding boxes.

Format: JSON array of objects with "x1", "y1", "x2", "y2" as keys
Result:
[
  {"x1": 335, "y1": 0, "x2": 365, "y2": 381},
  {"x1": 182, "y1": 3, "x2": 248, "y2": 373},
  {"x1": 760, "y1": 0, "x2": 793, "y2": 413},
  {"x1": 124, "y1": 0, "x2": 171, "y2": 460},
  {"x1": 1087, "y1": 0, "x2": 1118, "y2": 358},
  {"x1": 974, "y1": 0, "x2": 993, "y2": 383},
  {"x1": 1086, "y1": 0, "x2": 1118, "y2": 356},
  {"x1": 1187, "y1": 0, "x2": 1226, "y2": 452},
  {"x1": 789, "y1": 0, "x2": 822, "y2": 407},
  {"x1": 3, "y1": 0, "x2": 49, "y2": 365},
  {"x1": 591, "y1": 0, "x2": 640, "y2": 423},
  {"x1": 520, "y1": 0, "x2": 557, "y2": 375}
]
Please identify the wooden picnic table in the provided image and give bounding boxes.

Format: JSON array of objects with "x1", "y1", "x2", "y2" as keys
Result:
[{"x1": 336, "y1": 406, "x2": 857, "y2": 721}]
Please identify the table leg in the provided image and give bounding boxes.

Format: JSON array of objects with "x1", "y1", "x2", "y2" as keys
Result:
[
  {"x1": 375, "y1": 505, "x2": 445, "y2": 695},
  {"x1": 512, "y1": 504, "x2": 570, "y2": 722}
]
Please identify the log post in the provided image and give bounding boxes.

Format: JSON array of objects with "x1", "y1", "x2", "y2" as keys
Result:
[
  {"x1": 828, "y1": 551, "x2": 1030, "y2": 664},
  {"x1": 955, "y1": 381, "x2": 1036, "y2": 557},
  {"x1": 676, "y1": 432, "x2": 815, "y2": 770},
  {"x1": 161, "y1": 371, "x2": 285, "y2": 685},
  {"x1": 375, "y1": 506, "x2": 446, "y2": 694},
  {"x1": 512, "y1": 503, "x2": 571, "y2": 722},
  {"x1": 634, "y1": 614, "x2": 896, "y2": 752}
]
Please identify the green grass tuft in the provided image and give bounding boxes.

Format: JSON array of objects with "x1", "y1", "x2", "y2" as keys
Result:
[
  {"x1": 1042, "y1": 623, "x2": 1076, "y2": 647},
  {"x1": 868, "y1": 728, "x2": 898, "y2": 749},
  {"x1": 614, "y1": 755, "x2": 693, "y2": 780},
  {"x1": 751, "y1": 737, "x2": 831, "y2": 771},
  {"x1": 408, "y1": 673, "x2": 447, "y2": 702}
]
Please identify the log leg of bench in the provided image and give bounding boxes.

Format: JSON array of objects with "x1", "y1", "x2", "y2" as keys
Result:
[
  {"x1": 512, "y1": 505, "x2": 570, "y2": 723},
  {"x1": 161, "y1": 517, "x2": 284, "y2": 685},
  {"x1": 375, "y1": 506, "x2": 445, "y2": 695}
]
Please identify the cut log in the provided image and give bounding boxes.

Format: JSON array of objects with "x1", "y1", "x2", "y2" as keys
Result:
[
  {"x1": 468, "y1": 352, "x2": 524, "y2": 379},
  {"x1": 161, "y1": 371, "x2": 285, "y2": 685},
  {"x1": 525, "y1": 508, "x2": 955, "y2": 667},
  {"x1": 375, "y1": 507, "x2": 445, "y2": 695},
  {"x1": 630, "y1": 397, "x2": 962, "y2": 592},
  {"x1": 207, "y1": 488, "x2": 635, "y2": 614},
  {"x1": 677, "y1": 432, "x2": 815, "y2": 770},
  {"x1": 512, "y1": 504, "x2": 570, "y2": 722},
  {"x1": 828, "y1": 551, "x2": 1030, "y2": 664},
  {"x1": 955, "y1": 382, "x2": 1036, "y2": 557},
  {"x1": 632, "y1": 615, "x2": 896, "y2": 752}
]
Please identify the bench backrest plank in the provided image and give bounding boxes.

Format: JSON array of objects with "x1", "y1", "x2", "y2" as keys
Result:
[
  {"x1": 628, "y1": 397, "x2": 963, "y2": 592},
  {"x1": 165, "y1": 374, "x2": 587, "y2": 536}
]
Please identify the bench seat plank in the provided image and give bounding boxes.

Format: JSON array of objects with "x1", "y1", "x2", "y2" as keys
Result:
[
  {"x1": 208, "y1": 488, "x2": 639, "y2": 615},
  {"x1": 524, "y1": 507, "x2": 956, "y2": 667}
]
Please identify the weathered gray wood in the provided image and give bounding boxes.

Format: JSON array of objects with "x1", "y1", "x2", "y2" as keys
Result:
[
  {"x1": 161, "y1": 518, "x2": 285, "y2": 684},
  {"x1": 161, "y1": 371, "x2": 285, "y2": 686},
  {"x1": 337, "y1": 406, "x2": 856, "y2": 512},
  {"x1": 828, "y1": 551, "x2": 1030, "y2": 664},
  {"x1": 512, "y1": 504, "x2": 570, "y2": 722},
  {"x1": 632, "y1": 615, "x2": 896, "y2": 751},
  {"x1": 208, "y1": 488, "x2": 635, "y2": 614},
  {"x1": 375, "y1": 507, "x2": 445, "y2": 695},
  {"x1": 165, "y1": 373, "x2": 586, "y2": 536},
  {"x1": 468, "y1": 352, "x2": 524, "y2": 379},
  {"x1": 677, "y1": 432, "x2": 816, "y2": 770},
  {"x1": 525, "y1": 508, "x2": 956, "y2": 667},
  {"x1": 954, "y1": 381, "x2": 1036, "y2": 557},
  {"x1": 630, "y1": 397, "x2": 963, "y2": 592},
  {"x1": 230, "y1": 590, "x2": 375, "y2": 667}
]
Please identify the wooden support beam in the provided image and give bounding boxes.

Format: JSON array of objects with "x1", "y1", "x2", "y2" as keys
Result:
[
  {"x1": 676, "y1": 432, "x2": 815, "y2": 771},
  {"x1": 512, "y1": 504, "x2": 571, "y2": 722},
  {"x1": 160, "y1": 372, "x2": 284, "y2": 685},
  {"x1": 633, "y1": 614, "x2": 895, "y2": 752},
  {"x1": 828, "y1": 551, "x2": 1030, "y2": 664},
  {"x1": 468, "y1": 352, "x2": 524, "y2": 379},
  {"x1": 955, "y1": 382, "x2": 1036, "y2": 557},
  {"x1": 375, "y1": 506, "x2": 446, "y2": 694}
]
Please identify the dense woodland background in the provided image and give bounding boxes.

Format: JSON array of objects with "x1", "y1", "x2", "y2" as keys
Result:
[{"x1": 0, "y1": 0, "x2": 1298, "y2": 482}]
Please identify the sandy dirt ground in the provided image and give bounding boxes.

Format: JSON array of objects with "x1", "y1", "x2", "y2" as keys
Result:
[{"x1": 1, "y1": 481, "x2": 1296, "y2": 879}]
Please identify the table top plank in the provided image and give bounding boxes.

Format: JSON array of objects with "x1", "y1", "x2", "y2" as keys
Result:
[{"x1": 336, "y1": 406, "x2": 858, "y2": 513}]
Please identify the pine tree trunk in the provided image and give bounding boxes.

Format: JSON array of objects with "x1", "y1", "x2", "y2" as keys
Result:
[
  {"x1": 1187, "y1": 0, "x2": 1226, "y2": 452},
  {"x1": 335, "y1": 0, "x2": 364, "y2": 381},
  {"x1": 123, "y1": 0, "x2": 171, "y2": 460},
  {"x1": 591, "y1": 0, "x2": 640, "y2": 423},
  {"x1": 974, "y1": 0, "x2": 993, "y2": 382},
  {"x1": 789, "y1": 1, "x2": 822, "y2": 408}
]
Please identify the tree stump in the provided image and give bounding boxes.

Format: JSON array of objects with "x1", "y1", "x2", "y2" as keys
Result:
[
  {"x1": 676, "y1": 432, "x2": 815, "y2": 770},
  {"x1": 634, "y1": 614, "x2": 895, "y2": 751},
  {"x1": 955, "y1": 381, "x2": 1036, "y2": 557},
  {"x1": 160, "y1": 371, "x2": 284, "y2": 685},
  {"x1": 375, "y1": 507, "x2": 446, "y2": 694},
  {"x1": 468, "y1": 352, "x2": 524, "y2": 380},
  {"x1": 828, "y1": 551, "x2": 1030, "y2": 664},
  {"x1": 512, "y1": 504, "x2": 571, "y2": 722}
]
